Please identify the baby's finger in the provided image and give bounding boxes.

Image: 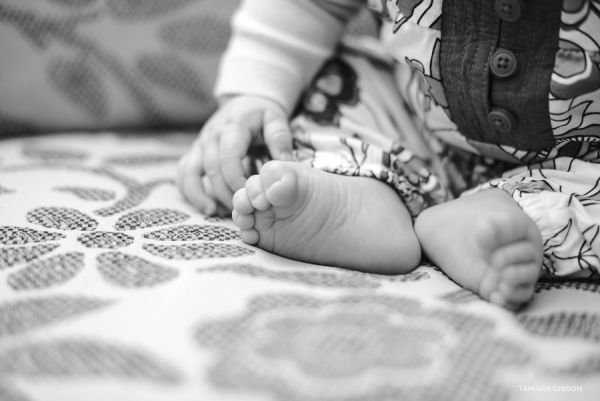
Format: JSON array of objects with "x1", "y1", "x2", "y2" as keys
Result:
[
  {"x1": 203, "y1": 141, "x2": 235, "y2": 210},
  {"x1": 178, "y1": 150, "x2": 217, "y2": 215},
  {"x1": 176, "y1": 152, "x2": 191, "y2": 194},
  {"x1": 219, "y1": 124, "x2": 251, "y2": 192},
  {"x1": 263, "y1": 107, "x2": 294, "y2": 161}
]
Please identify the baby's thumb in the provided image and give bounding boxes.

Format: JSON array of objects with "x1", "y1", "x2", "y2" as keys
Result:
[{"x1": 263, "y1": 107, "x2": 294, "y2": 162}]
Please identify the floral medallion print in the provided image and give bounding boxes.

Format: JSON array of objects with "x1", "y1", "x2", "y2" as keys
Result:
[
  {"x1": 0, "y1": 134, "x2": 258, "y2": 293},
  {"x1": 196, "y1": 293, "x2": 530, "y2": 401},
  {"x1": 96, "y1": 252, "x2": 179, "y2": 288},
  {"x1": 0, "y1": 296, "x2": 111, "y2": 338},
  {"x1": 53, "y1": 186, "x2": 116, "y2": 201},
  {"x1": 0, "y1": 296, "x2": 181, "y2": 400},
  {"x1": 202, "y1": 263, "x2": 430, "y2": 289},
  {"x1": 1, "y1": 244, "x2": 60, "y2": 270},
  {"x1": 7, "y1": 253, "x2": 85, "y2": 291},
  {"x1": 1, "y1": 132, "x2": 599, "y2": 400}
]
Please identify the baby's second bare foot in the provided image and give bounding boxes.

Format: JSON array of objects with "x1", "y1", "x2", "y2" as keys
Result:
[
  {"x1": 232, "y1": 160, "x2": 421, "y2": 273},
  {"x1": 415, "y1": 189, "x2": 543, "y2": 310}
]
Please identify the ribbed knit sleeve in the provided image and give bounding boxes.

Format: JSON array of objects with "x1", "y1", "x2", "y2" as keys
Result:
[{"x1": 214, "y1": 0, "x2": 364, "y2": 114}]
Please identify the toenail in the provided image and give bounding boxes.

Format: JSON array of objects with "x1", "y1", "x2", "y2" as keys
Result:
[
  {"x1": 241, "y1": 229, "x2": 259, "y2": 244},
  {"x1": 250, "y1": 193, "x2": 270, "y2": 211}
]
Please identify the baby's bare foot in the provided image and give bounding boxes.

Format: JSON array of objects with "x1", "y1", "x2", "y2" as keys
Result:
[
  {"x1": 232, "y1": 160, "x2": 421, "y2": 273},
  {"x1": 415, "y1": 189, "x2": 543, "y2": 310}
]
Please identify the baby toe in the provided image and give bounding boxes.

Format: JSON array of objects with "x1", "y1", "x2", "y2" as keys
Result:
[
  {"x1": 489, "y1": 290, "x2": 506, "y2": 307},
  {"x1": 233, "y1": 188, "x2": 254, "y2": 214},
  {"x1": 490, "y1": 240, "x2": 538, "y2": 270},
  {"x1": 245, "y1": 175, "x2": 271, "y2": 211},
  {"x1": 498, "y1": 281, "x2": 534, "y2": 304},
  {"x1": 261, "y1": 161, "x2": 300, "y2": 207},
  {"x1": 502, "y1": 263, "x2": 541, "y2": 286},
  {"x1": 240, "y1": 228, "x2": 260, "y2": 245},
  {"x1": 232, "y1": 210, "x2": 255, "y2": 230}
]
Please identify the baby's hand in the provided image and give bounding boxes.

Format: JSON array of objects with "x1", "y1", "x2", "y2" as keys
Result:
[{"x1": 177, "y1": 95, "x2": 293, "y2": 216}]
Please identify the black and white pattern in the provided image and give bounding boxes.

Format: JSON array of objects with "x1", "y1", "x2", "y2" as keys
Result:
[
  {"x1": 204, "y1": 216, "x2": 225, "y2": 223},
  {"x1": 535, "y1": 279, "x2": 600, "y2": 294},
  {"x1": 54, "y1": 186, "x2": 116, "y2": 201},
  {"x1": 78, "y1": 232, "x2": 134, "y2": 249},
  {"x1": 196, "y1": 293, "x2": 530, "y2": 401},
  {"x1": 0, "y1": 296, "x2": 111, "y2": 338},
  {"x1": 143, "y1": 225, "x2": 239, "y2": 241},
  {"x1": 47, "y1": 0, "x2": 100, "y2": 8},
  {"x1": 204, "y1": 263, "x2": 381, "y2": 288},
  {"x1": 106, "y1": 0, "x2": 196, "y2": 21},
  {"x1": 517, "y1": 313, "x2": 600, "y2": 342},
  {"x1": 7, "y1": 253, "x2": 85, "y2": 291},
  {"x1": 96, "y1": 252, "x2": 178, "y2": 288},
  {"x1": 0, "y1": 340, "x2": 182, "y2": 382},
  {"x1": 137, "y1": 54, "x2": 211, "y2": 103},
  {"x1": 23, "y1": 148, "x2": 89, "y2": 161},
  {"x1": 143, "y1": 243, "x2": 254, "y2": 260},
  {"x1": 95, "y1": 181, "x2": 172, "y2": 217},
  {"x1": 0, "y1": 132, "x2": 598, "y2": 400},
  {"x1": 0, "y1": 244, "x2": 60, "y2": 270},
  {"x1": 441, "y1": 289, "x2": 481, "y2": 304},
  {"x1": 27, "y1": 207, "x2": 98, "y2": 231},
  {"x1": 553, "y1": 355, "x2": 600, "y2": 376},
  {"x1": 114, "y1": 208, "x2": 189, "y2": 231},
  {"x1": 48, "y1": 57, "x2": 109, "y2": 120},
  {"x1": 105, "y1": 154, "x2": 181, "y2": 166},
  {"x1": 0, "y1": 227, "x2": 65, "y2": 245},
  {"x1": 159, "y1": 16, "x2": 232, "y2": 55}
]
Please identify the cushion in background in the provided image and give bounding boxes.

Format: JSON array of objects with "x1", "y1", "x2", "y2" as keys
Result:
[{"x1": 0, "y1": 0, "x2": 378, "y2": 136}]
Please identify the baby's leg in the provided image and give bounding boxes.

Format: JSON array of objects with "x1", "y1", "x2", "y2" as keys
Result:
[
  {"x1": 233, "y1": 49, "x2": 447, "y2": 273},
  {"x1": 415, "y1": 188, "x2": 543, "y2": 310},
  {"x1": 416, "y1": 157, "x2": 600, "y2": 310},
  {"x1": 233, "y1": 160, "x2": 421, "y2": 273}
]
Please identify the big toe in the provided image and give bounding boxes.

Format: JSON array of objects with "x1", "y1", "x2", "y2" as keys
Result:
[{"x1": 260, "y1": 160, "x2": 302, "y2": 207}]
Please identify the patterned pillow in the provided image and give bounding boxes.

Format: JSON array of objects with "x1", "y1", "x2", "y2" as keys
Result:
[{"x1": 0, "y1": 0, "x2": 377, "y2": 136}]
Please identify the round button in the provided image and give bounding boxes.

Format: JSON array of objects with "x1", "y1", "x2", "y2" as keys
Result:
[
  {"x1": 495, "y1": 0, "x2": 524, "y2": 22},
  {"x1": 490, "y1": 48, "x2": 518, "y2": 78},
  {"x1": 487, "y1": 108, "x2": 516, "y2": 132}
]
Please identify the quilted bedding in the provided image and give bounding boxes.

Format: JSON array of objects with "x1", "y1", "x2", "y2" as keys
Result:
[{"x1": 0, "y1": 131, "x2": 599, "y2": 401}]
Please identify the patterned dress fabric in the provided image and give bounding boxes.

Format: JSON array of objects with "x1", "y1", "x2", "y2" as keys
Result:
[
  {"x1": 284, "y1": 1, "x2": 600, "y2": 279},
  {"x1": 0, "y1": 132, "x2": 599, "y2": 400},
  {"x1": 292, "y1": 41, "x2": 600, "y2": 280},
  {"x1": 369, "y1": 0, "x2": 600, "y2": 163}
]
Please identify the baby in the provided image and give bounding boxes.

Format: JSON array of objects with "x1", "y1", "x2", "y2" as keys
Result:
[{"x1": 178, "y1": 0, "x2": 600, "y2": 310}]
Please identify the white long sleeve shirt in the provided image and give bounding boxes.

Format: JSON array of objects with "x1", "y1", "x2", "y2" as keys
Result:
[{"x1": 214, "y1": 0, "x2": 366, "y2": 114}]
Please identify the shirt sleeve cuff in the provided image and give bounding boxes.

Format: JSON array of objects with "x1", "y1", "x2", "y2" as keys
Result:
[{"x1": 214, "y1": 58, "x2": 305, "y2": 115}]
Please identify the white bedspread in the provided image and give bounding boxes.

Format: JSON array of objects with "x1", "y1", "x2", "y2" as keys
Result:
[{"x1": 0, "y1": 132, "x2": 598, "y2": 401}]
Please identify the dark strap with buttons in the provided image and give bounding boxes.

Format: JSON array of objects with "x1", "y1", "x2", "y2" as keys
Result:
[{"x1": 440, "y1": 0, "x2": 562, "y2": 151}]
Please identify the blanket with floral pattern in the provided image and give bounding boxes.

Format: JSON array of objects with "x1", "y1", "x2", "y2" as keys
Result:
[{"x1": 0, "y1": 132, "x2": 599, "y2": 401}]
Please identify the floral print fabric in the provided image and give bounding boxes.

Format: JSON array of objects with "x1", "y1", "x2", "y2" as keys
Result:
[
  {"x1": 0, "y1": 131, "x2": 599, "y2": 400},
  {"x1": 370, "y1": 0, "x2": 600, "y2": 164},
  {"x1": 288, "y1": 1, "x2": 600, "y2": 278}
]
